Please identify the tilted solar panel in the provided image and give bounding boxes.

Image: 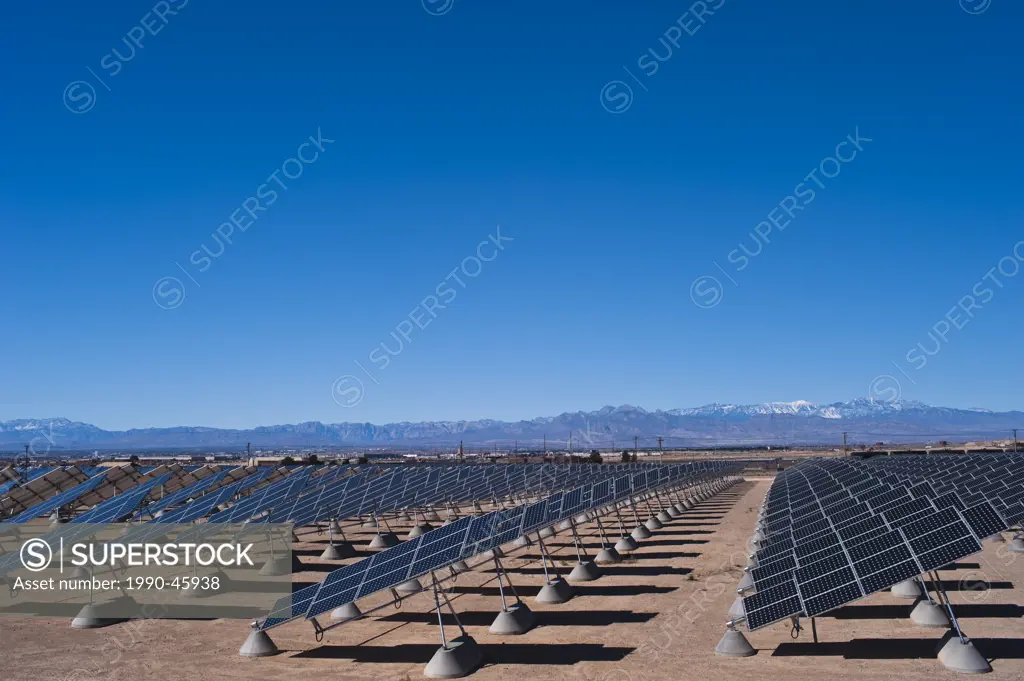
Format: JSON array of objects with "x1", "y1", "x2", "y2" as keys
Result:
[
  {"x1": 258, "y1": 461, "x2": 739, "y2": 632},
  {"x1": 741, "y1": 454, "x2": 1023, "y2": 631},
  {"x1": 5, "y1": 474, "x2": 107, "y2": 524}
]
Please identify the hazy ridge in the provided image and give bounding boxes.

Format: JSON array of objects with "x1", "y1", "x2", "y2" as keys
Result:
[{"x1": 2, "y1": 399, "x2": 1021, "y2": 450}]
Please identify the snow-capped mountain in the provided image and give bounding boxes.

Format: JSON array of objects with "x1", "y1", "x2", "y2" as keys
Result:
[
  {"x1": 0, "y1": 399, "x2": 1018, "y2": 450},
  {"x1": 669, "y1": 398, "x2": 941, "y2": 419}
]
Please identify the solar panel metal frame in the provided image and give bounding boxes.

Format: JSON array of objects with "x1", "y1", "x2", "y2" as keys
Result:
[
  {"x1": 742, "y1": 454, "x2": 1021, "y2": 631},
  {"x1": 257, "y1": 461, "x2": 738, "y2": 632}
]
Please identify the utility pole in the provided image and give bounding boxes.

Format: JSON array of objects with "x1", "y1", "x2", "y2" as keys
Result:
[
  {"x1": 1014, "y1": 429, "x2": 1018, "y2": 454},
  {"x1": 842, "y1": 432, "x2": 848, "y2": 456},
  {"x1": 568, "y1": 431, "x2": 572, "y2": 464},
  {"x1": 657, "y1": 436, "x2": 663, "y2": 464},
  {"x1": 543, "y1": 434, "x2": 546, "y2": 454},
  {"x1": 634, "y1": 435, "x2": 638, "y2": 460}
]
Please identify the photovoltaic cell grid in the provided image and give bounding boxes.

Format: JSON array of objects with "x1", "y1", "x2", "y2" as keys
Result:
[
  {"x1": 258, "y1": 461, "x2": 737, "y2": 631},
  {"x1": 153, "y1": 476, "x2": 253, "y2": 524},
  {"x1": 289, "y1": 463, "x2": 619, "y2": 531},
  {"x1": 208, "y1": 466, "x2": 316, "y2": 523},
  {"x1": 0, "y1": 467, "x2": 56, "y2": 496},
  {"x1": 4, "y1": 461, "x2": 710, "y2": 592},
  {"x1": 741, "y1": 453, "x2": 1022, "y2": 630},
  {"x1": 72, "y1": 473, "x2": 174, "y2": 523},
  {"x1": 268, "y1": 470, "x2": 376, "y2": 526},
  {"x1": 5, "y1": 474, "x2": 108, "y2": 524},
  {"x1": 269, "y1": 464, "x2": 724, "y2": 629},
  {"x1": 234, "y1": 465, "x2": 279, "y2": 495},
  {"x1": 129, "y1": 468, "x2": 237, "y2": 521},
  {"x1": 0, "y1": 470, "x2": 267, "y2": 576},
  {"x1": 276, "y1": 472, "x2": 370, "y2": 527},
  {"x1": 0, "y1": 465, "x2": 104, "y2": 516},
  {"x1": 0, "y1": 463, "x2": 708, "y2": 611}
]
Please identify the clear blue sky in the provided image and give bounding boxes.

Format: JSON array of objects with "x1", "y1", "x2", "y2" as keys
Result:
[{"x1": 2, "y1": 0, "x2": 1022, "y2": 429}]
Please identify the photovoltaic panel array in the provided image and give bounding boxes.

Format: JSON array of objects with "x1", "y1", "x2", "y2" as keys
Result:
[
  {"x1": 0, "y1": 468, "x2": 283, "y2": 579},
  {"x1": 129, "y1": 468, "x2": 238, "y2": 521},
  {"x1": 207, "y1": 466, "x2": 316, "y2": 523},
  {"x1": 0, "y1": 467, "x2": 55, "y2": 496},
  {"x1": 72, "y1": 473, "x2": 174, "y2": 523},
  {"x1": 254, "y1": 463, "x2": 676, "y2": 534},
  {"x1": 1, "y1": 466, "x2": 104, "y2": 516},
  {"x1": 353, "y1": 464, "x2": 649, "y2": 524},
  {"x1": 258, "y1": 460, "x2": 738, "y2": 631},
  {"x1": 273, "y1": 472, "x2": 370, "y2": 528},
  {"x1": 741, "y1": 453, "x2": 1023, "y2": 631},
  {"x1": 153, "y1": 476, "x2": 255, "y2": 524},
  {"x1": 4, "y1": 474, "x2": 109, "y2": 524},
  {"x1": 234, "y1": 465, "x2": 280, "y2": 494}
]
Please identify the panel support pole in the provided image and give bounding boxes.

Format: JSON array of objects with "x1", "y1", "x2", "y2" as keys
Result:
[{"x1": 932, "y1": 570, "x2": 967, "y2": 644}]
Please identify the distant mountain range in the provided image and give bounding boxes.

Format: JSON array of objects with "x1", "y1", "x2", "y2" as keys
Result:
[{"x1": 1, "y1": 399, "x2": 1021, "y2": 452}]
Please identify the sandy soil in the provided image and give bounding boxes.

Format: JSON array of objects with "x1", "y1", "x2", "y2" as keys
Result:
[{"x1": 3, "y1": 479, "x2": 1023, "y2": 681}]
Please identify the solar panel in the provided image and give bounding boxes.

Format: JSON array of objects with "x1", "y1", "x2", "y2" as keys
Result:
[
  {"x1": 154, "y1": 478, "x2": 249, "y2": 524},
  {"x1": 262, "y1": 583, "x2": 322, "y2": 630},
  {"x1": 803, "y1": 580, "x2": 863, "y2": 617},
  {"x1": 5, "y1": 474, "x2": 108, "y2": 523},
  {"x1": 0, "y1": 466, "x2": 55, "y2": 496},
  {"x1": 130, "y1": 468, "x2": 235, "y2": 520},
  {"x1": 259, "y1": 461, "x2": 739, "y2": 632},
  {"x1": 743, "y1": 580, "x2": 802, "y2": 630},
  {"x1": 960, "y1": 503, "x2": 1006, "y2": 539},
  {"x1": 1, "y1": 466, "x2": 100, "y2": 516},
  {"x1": 208, "y1": 467, "x2": 311, "y2": 523},
  {"x1": 741, "y1": 454, "x2": 1023, "y2": 631},
  {"x1": 73, "y1": 473, "x2": 173, "y2": 523}
]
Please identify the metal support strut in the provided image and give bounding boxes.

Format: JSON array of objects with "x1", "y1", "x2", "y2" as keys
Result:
[
  {"x1": 932, "y1": 570, "x2": 967, "y2": 644},
  {"x1": 614, "y1": 505, "x2": 628, "y2": 537},
  {"x1": 629, "y1": 497, "x2": 642, "y2": 525},
  {"x1": 594, "y1": 515, "x2": 610, "y2": 549},
  {"x1": 431, "y1": 571, "x2": 467, "y2": 649},
  {"x1": 569, "y1": 519, "x2": 587, "y2": 562},
  {"x1": 492, "y1": 554, "x2": 521, "y2": 610},
  {"x1": 535, "y1": 532, "x2": 558, "y2": 582}
]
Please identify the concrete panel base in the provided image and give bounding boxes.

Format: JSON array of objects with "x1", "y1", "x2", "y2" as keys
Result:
[
  {"x1": 71, "y1": 602, "x2": 128, "y2": 629},
  {"x1": 568, "y1": 560, "x2": 602, "y2": 582},
  {"x1": 239, "y1": 629, "x2": 278, "y2": 657},
  {"x1": 938, "y1": 636, "x2": 992, "y2": 674},
  {"x1": 631, "y1": 525, "x2": 652, "y2": 540},
  {"x1": 892, "y1": 578, "x2": 922, "y2": 599},
  {"x1": 331, "y1": 601, "x2": 362, "y2": 621},
  {"x1": 396, "y1": 578, "x2": 424, "y2": 595},
  {"x1": 910, "y1": 599, "x2": 950, "y2": 627},
  {"x1": 320, "y1": 542, "x2": 356, "y2": 560},
  {"x1": 259, "y1": 556, "x2": 292, "y2": 576},
  {"x1": 615, "y1": 536, "x2": 639, "y2": 552},
  {"x1": 424, "y1": 635, "x2": 483, "y2": 679},
  {"x1": 535, "y1": 577, "x2": 574, "y2": 604},
  {"x1": 715, "y1": 628, "x2": 756, "y2": 657},
  {"x1": 489, "y1": 602, "x2": 537, "y2": 635},
  {"x1": 369, "y1": 532, "x2": 400, "y2": 549}
]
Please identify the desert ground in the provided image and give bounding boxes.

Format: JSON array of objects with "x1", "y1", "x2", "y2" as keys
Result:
[{"x1": 3, "y1": 478, "x2": 1023, "y2": 681}]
